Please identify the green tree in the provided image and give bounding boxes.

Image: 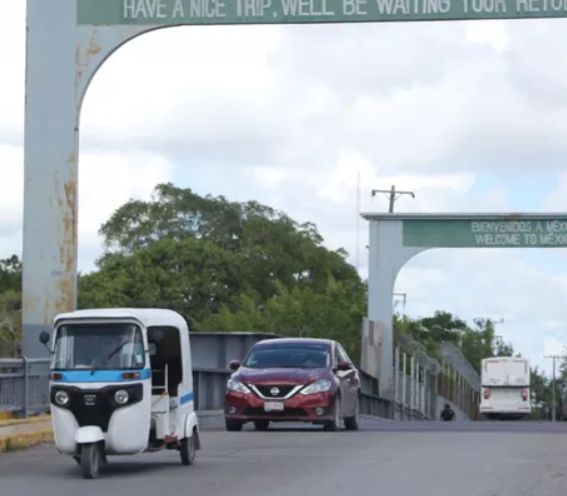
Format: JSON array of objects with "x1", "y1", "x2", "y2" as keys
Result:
[
  {"x1": 98, "y1": 183, "x2": 360, "y2": 300},
  {"x1": 0, "y1": 255, "x2": 22, "y2": 293},
  {"x1": 393, "y1": 313, "x2": 441, "y2": 360},
  {"x1": 83, "y1": 183, "x2": 363, "y2": 329},
  {"x1": 0, "y1": 256, "x2": 22, "y2": 356},
  {"x1": 198, "y1": 277, "x2": 366, "y2": 361},
  {"x1": 0, "y1": 290, "x2": 21, "y2": 357},
  {"x1": 394, "y1": 311, "x2": 517, "y2": 375},
  {"x1": 79, "y1": 237, "x2": 245, "y2": 327}
]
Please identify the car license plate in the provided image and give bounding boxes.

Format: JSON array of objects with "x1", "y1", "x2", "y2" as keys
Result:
[{"x1": 264, "y1": 401, "x2": 284, "y2": 412}]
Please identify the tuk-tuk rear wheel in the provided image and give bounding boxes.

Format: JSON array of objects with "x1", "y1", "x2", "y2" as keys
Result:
[
  {"x1": 81, "y1": 443, "x2": 101, "y2": 479},
  {"x1": 180, "y1": 434, "x2": 196, "y2": 466}
]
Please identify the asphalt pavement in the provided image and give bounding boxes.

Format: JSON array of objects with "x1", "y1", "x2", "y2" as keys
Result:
[{"x1": 1, "y1": 420, "x2": 567, "y2": 496}]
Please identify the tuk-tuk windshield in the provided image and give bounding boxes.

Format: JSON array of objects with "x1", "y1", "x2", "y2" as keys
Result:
[{"x1": 52, "y1": 323, "x2": 145, "y2": 370}]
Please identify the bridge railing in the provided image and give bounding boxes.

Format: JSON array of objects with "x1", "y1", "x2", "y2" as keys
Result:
[
  {"x1": 0, "y1": 332, "x2": 434, "y2": 420},
  {"x1": 0, "y1": 358, "x2": 50, "y2": 417},
  {"x1": 0, "y1": 362, "x2": 393, "y2": 419}
]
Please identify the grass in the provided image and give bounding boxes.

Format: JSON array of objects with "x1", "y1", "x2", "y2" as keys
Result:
[
  {"x1": 0, "y1": 414, "x2": 50, "y2": 427},
  {"x1": 2, "y1": 439, "x2": 28, "y2": 451},
  {"x1": 0, "y1": 429, "x2": 53, "y2": 454}
]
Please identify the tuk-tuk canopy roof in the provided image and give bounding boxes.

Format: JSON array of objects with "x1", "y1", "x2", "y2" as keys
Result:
[{"x1": 53, "y1": 308, "x2": 189, "y2": 332}]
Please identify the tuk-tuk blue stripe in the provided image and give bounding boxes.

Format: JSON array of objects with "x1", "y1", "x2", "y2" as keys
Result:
[
  {"x1": 180, "y1": 392, "x2": 194, "y2": 405},
  {"x1": 51, "y1": 369, "x2": 151, "y2": 383}
]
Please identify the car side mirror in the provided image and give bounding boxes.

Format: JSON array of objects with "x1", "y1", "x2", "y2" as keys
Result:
[
  {"x1": 148, "y1": 343, "x2": 157, "y2": 357},
  {"x1": 335, "y1": 360, "x2": 353, "y2": 371},
  {"x1": 229, "y1": 360, "x2": 241, "y2": 371}
]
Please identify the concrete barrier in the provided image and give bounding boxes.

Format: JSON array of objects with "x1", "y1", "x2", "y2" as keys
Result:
[{"x1": 0, "y1": 416, "x2": 53, "y2": 453}]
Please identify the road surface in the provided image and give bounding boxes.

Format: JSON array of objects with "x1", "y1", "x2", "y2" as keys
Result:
[{"x1": 1, "y1": 421, "x2": 566, "y2": 496}]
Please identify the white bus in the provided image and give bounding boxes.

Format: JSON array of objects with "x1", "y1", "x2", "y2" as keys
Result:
[{"x1": 479, "y1": 357, "x2": 531, "y2": 420}]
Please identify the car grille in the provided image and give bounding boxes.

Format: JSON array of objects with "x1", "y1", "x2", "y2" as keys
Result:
[
  {"x1": 252, "y1": 385, "x2": 297, "y2": 398},
  {"x1": 243, "y1": 407, "x2": 307, "y2": 417}
]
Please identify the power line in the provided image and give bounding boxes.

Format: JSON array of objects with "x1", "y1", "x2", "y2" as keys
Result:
[{"x1": 371, "y1": 185, "x2": 415, "y2": 212}]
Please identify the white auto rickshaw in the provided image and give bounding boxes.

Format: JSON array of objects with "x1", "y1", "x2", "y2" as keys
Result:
[{"x1": 39, "y1": 308, "x2": 201, "y2": 479}]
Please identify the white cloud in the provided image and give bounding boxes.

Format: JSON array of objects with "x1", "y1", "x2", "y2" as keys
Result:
[
  {"x1": 78, "y1": 151, "x2": 174, "y2": 252},
  {"x1": 0, "y1": 145, "x2": 174, "y2": 272},
  {"x1": 2, "y1": 2, "x2": 567, "y2": 373},
  {"x1": 543, "y1": 173, "x2": 567, "y2": 211},
  {"x1": 543, "y1": 336, "x2": 567, "y2": 358}
]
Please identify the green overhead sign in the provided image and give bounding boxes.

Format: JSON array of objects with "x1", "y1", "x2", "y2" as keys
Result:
[
  {"x1": 402, "y1": 218, "x2": 567, "y2": 248},
  {"x1": 76, "y1": 0, "x2": 567, "y2": 25}
]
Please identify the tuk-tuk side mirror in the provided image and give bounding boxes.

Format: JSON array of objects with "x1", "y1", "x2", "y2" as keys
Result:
[
  {"x1": 229, "y1": 360, "x2": 241, "y2": 371},
  {"x1": 39, "y1": 331, "x2": 50, "y2": 344},
  {"x1": 148, "y1": 343, "x2": 158, "y2": 357},
  {"x1": 39, "y1": 331, "x2": 52, "y2": 353}
]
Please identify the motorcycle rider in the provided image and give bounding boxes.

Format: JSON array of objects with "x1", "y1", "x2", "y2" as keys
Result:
[{"x1": 440, "y1": 403, "x2": 456, "y2": 421}]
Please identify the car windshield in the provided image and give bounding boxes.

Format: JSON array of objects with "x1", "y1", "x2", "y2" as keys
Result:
[
  {"x1": 52, "y1": 323, "x2": 145, "y2": 370},
  {"x1": 243, "y1": 343, "x2": 330, "y2": 369}
]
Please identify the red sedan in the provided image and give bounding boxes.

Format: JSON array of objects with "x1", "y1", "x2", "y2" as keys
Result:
[{"x1": 224, "y1": 338, "x2": 361, "y2": 431}]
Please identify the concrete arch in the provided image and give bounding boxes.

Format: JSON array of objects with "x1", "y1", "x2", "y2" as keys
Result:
[
  {"x1": 22, "y1": 0, "x2": 567, "y2": 362},
  {"x1": 22, "y1": 0, "x2": 189, "y2": 357},
  {"x1": 365, "y1": 217, "x2": 431, "y2": 398},
  {"x1": 363, "y1": 212, "x2": 567, "y2": 400},
  {"x1": 75, "y1": 24, "x2": 178, "y2": 112}
]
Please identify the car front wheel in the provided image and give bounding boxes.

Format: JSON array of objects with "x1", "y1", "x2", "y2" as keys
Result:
[
  {"x1": 254, "y1": 420, "x2": 270, "y2": 431},
  {"x1": 225, "y1": 418, "x2": 243, "y2": 431}
]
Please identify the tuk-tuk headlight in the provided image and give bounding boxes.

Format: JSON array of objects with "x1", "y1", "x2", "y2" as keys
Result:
[
  {"x1": 54, "y1": 390, "x2": 69, "y2": 406},
  {"x1": 115, "y1": 389, "x2": 129, "y2": 405}
]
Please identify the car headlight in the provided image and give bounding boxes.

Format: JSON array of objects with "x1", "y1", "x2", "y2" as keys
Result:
[
  {"x1": 54, "y1": 390, "x2": 69, "y2": 406},
  {"x1": 301, "y1": 380, "x2": 332, "y2": 395},
  {"x1": 227, "y1": 378, "x2": 251, "y2": 394},
  {"x1": 114, "y1": 389, "x2": 129, "y2": 405}
]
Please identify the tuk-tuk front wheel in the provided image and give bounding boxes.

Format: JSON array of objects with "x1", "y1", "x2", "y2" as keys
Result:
[
  {"x1": 180, "y1": 434, "x2": 196, "y2": 466},
  {"x1": 80, "y1": 443, "x2": 101, "y2": 479}
]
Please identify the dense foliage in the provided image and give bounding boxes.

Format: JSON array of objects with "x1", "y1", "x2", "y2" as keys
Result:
[{"x1": 0, "y1": 182, "x2": 562, "y2": 417}]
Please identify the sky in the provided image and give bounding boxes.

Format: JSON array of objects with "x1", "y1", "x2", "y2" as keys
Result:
[{"x1": 2, "y1": 2, "x2": 567, "y2": 374}]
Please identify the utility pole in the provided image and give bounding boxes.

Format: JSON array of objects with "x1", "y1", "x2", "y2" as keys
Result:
[
  {"x1": 355, "y1": 172, "x2": 361, "y2": 271},
  {"x1": 491, "y1": 318, "x2": 504, "y2": 354},
  {"x1": 544, "y1": 355, "x2": 564, "y2": 422},
  {"x1": 493, "y1": 335, "x2": 503, "y2": 353},
  {"x1": 371, "y1": 185, "x2": 415, "y2": 212}
]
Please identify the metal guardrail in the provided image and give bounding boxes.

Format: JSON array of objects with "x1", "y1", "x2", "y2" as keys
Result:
[
  {"x1": 0, "y1": 358, "x2": 50, "y2": 416},
  {"x1": 0, "y1": 332, "x2": 433, "y2": 420},
  {"x1": 0, "y1": 361, "x2": 392, "y2": 419},
  {"x1": 439, "y1": 342, "x2": 481, "y2": 391}
]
